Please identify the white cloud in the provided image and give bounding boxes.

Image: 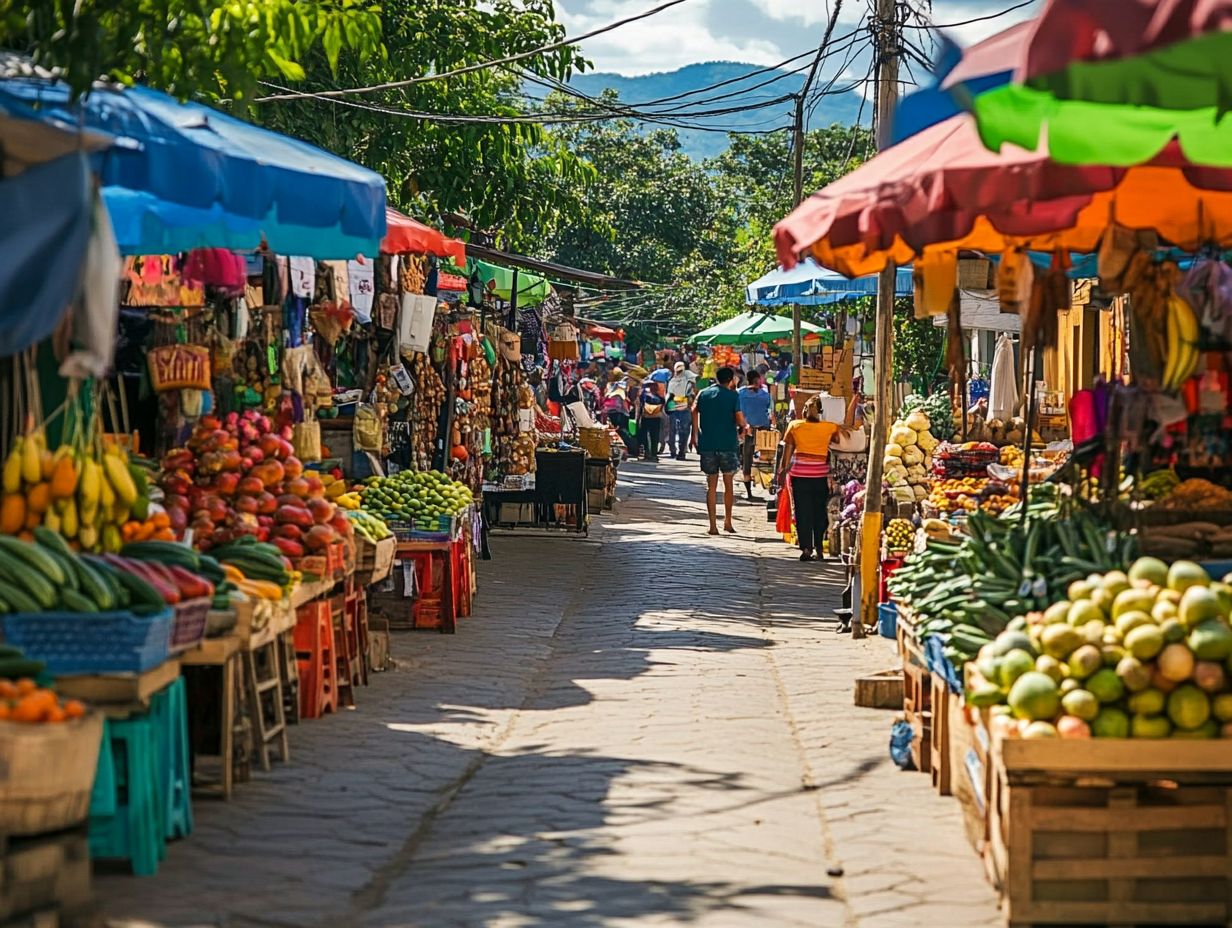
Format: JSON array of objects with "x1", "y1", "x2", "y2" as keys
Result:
[{"x1": 559, "y1": 0, "x2": 786, "y2": 75}]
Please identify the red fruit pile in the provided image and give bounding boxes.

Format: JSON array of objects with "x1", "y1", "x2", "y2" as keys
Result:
[{"x1": 158, "y1": 411, "x2": 354, "y2": 555}]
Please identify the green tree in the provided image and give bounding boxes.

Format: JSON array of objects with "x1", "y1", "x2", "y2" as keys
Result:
[
  {"x1": 256, "y1": 0, "x2": 593, "y2": 247},
  {"x1": 0, "y1": 0, "x2": 382, "y2": 103}
]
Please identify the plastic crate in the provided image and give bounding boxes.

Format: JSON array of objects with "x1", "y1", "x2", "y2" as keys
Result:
[
  {"x1": 877, "y1": 602, "x2": 898, "y2": 640},
  {"x1": 169, "y1": 597, "x2": 210, "y2": 654},
  {"x1": 2, "y1": 608, "x2": 173, "y2": 674}
]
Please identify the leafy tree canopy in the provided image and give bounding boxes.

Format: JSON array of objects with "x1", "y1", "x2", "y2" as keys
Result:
[{"x1": 0, "y1": 0, "x2": 382, "y2": 103}]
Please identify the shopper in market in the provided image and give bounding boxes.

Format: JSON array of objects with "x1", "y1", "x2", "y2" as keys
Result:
[
  {"x1": 778, "y1": 394, "x2": 846, "y2": 561},
  {"x1": 690, "y1": 366, "x2": 747, "y2": 535},
  {"x1": 665, "y1": 361, "x2": 697, "y2": 460},
  {"x1": 637, "y1": 377, "x2": 666, "y2": 462},
  {"x1": 602, "y1": 373, "x2": 637, "y2": 456},
  {"x1": 737, "y1": 368, "x2": 775, "y2": 502}
]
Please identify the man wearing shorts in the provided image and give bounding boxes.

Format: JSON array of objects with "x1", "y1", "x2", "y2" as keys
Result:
[{"x1": 690, "y1": 366, "x2": 747, "y2": 535}]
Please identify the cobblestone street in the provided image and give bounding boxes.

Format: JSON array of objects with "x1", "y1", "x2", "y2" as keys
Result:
[{"x1": 99, "y1": 458, "x2": 998, "y2": 928}]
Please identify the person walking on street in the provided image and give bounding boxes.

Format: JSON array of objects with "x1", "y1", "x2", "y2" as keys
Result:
[
  {"x1": 637, "y1": 378, "x2": 665, "y2": 462},
  {"x1": 777, "y1": 395, "x2": 846, "y2": 561},
  {"x1": 737, "y1": 368, "x2": 775, "y2": 501},
  {"x1": 665, "y1": 361, "x2": 696, "y2": 460},
  {"x1": 691, "y1": 366, "x2": 747, "y2": 535}
]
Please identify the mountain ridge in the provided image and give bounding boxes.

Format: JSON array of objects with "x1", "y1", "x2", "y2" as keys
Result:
[{"x1": 530, "y1": 61, "x2": 868, "y2": 159}]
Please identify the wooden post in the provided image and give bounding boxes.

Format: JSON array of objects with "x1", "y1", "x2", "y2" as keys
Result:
[{"x1": 857, "y1": 0, "x2": 900, "y2": 635}]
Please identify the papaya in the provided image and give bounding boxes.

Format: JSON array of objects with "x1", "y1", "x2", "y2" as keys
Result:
[{"x1": 0, "y1": 494, "x2": 24, "y2": 534}]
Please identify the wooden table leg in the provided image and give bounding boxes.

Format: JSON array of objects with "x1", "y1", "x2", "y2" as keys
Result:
[
  {"x1": 442, "y1": 552, "x2": 456, "y2": 634},
  {"x1": 221, "y1": 653, "x2": 235, "y2": 801}
]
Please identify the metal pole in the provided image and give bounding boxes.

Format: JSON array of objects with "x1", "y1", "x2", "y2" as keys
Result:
[
  {"x1": 857, "y1": 0, "x2": 900, "y2": 637},
  {"x1": 792, "y1": 101, "x2": 805, "y2": 379}
]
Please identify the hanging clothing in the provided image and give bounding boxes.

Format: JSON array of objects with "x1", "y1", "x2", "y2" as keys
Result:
[
  {"x1": 347, "y1": 258, "x2": 375, "y2": 322},
  {"x1": 988, "y1": 334, "x2": 1020, "y2": 421}
]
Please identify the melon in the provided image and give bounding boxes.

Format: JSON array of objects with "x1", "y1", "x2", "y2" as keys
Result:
[
  {"x1": 1124, "y1": 624, "x2": 1164, "y2": 661},
  {"x1": 1007, "y1": 672, "x2": 1060, "y2": 722},
  {"x1": 991, "y1": 630, "x2": 1036, "y2": 658},
  {"x1": 1091, "y1": 707, "x2": 1130, "y2": 738},
  {"x1": 1158, "y1": 643, "x2": 1196, "y2": 682},
  {"x1": 1067, "y1": 599, "x2": 1104, "y2": 628},
  {"x1": 1173, "y1": 719, "x2": 1219, "y2": 739},
  {"x1": 1043, "y1": 601, "x2": 1071, "y2": 626},
  {"x1": 1112, "y1": 588, "x2": 1155, "y2": 620},
  {"x1": 1167, "y1": 684, "x2": 1212, "y2": 731},
  {"x1": 1067, "y1": 645, "x2": 1102, "y2": 680},
  {"x1": 1116, "y1": 656, "x2": 1151, "y2": 693},
  {"x1": 1130, "y1": 714, "x2": 1171, "y2": 738},
  {"x1": 1194, "y1": 661, "x2": 1227, "y2": 694},
  {"x1": 1128, "y1": 688, "x2": 1166, "y2": 716},
  {"x1": 1068, "y1": 579, "x2": 1093, "y2": 602},
  {"x1": 1152, "y1": 599, "x2": 1179, "y2": 623},
  {"x1": 1188, "y1": 619, "x2": 1232, "y2": 661},
  {"x1": 1056, "y1": 716, "x2": 1091, "y2": 739},
  {"x1": 1060, "y1": 688, "x2": 1099, "y2": 722},
  {"x1": 1086, "y1": 668, "x2": 1125, "y2": 704},
  {"x1": 1101, "y1": 570, "x2": 1130, "y2": 600},
  {"x1": 1022, "y1": 720, "x2": 1059, "y2": 739},
  {"x1": 1041, "y1": 624, "x2": 1081, "y2": 660},
  {"x1": 998, "y1": 649, "x2": 1036, "y2": 689},
  {"x1": 1035, "y1": 655, "x2": 1064, "y2": 684},
  {"x1": 1128, "y1": 556, "x2": 1169, "y2": 587},
  {"x1": 1159, "y1": 616, "x2": 1186, "y2": 642},
  {"x1": 1059, "y1": 677, "x2": 1081, "y2": 694},
  {"x1": 1114, "y1": 610, "x2": 1154, "y2": 637},
  {"x1": 1180, "y1": 586, "x2": 1221, "y2": 629},
  {"x1": 1214, "y1": 693, "x2": 1232, "y2": 723},
  {"x1": 1168, "y1": 560, "x2": 1210, "y2": 593}
]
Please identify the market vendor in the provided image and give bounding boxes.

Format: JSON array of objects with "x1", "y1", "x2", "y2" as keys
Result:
[{"x1": 778, "y1": 394, "x2": 848, "y2": 562}]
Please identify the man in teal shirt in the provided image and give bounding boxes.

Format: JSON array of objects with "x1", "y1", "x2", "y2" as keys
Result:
[{"x1": 691, "y1": 367, "x2": 747, "y2": 535}]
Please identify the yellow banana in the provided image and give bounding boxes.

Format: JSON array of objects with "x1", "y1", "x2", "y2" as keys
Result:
[
  {"x1": 62, "y1": 498, "x2": 79, "y2": 539},
  {"x1": 78, "y1": 522, "x2": 98, "y2": 552},
  {"x1": 20, "y1": 432, "x2": 41, "y2": 485},
  {"x1": 102, "y1": 449, "x2": 138, "y2": 505},
  {"x1": 79, "y1": 458, "x2": 101, "y2": 513},
  {"x1": 2, "y1": 440, "x2": 22, "y2": 494},
  {"x1": 43, "y1": 507, "x2": 62, "y2": 534},
  {"x1": 1163, "y1": 296, "x2": 1181, "y2": 389},
  {"x1": 99, "y1": 468, "x2": 116, "y2": 510}
]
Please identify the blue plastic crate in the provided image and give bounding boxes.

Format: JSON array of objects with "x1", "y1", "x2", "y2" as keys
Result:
[
  {"x1": 2, "y1": 608, "x2": 173, "y2": 674},
  {"x1": 924, "y1": 634, "x2": 963, "y2": 694},
  {"x1": 877, "y1": 602, "x2": 898, "y2": 639}
]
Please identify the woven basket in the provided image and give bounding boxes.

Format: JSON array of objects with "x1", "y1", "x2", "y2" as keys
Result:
[
  {"x1": 578, "y1": 426, "x2": 612, "y2": 460},
  {"x1": 0, "y1": 712, "x2": 103, "y2": 835}
]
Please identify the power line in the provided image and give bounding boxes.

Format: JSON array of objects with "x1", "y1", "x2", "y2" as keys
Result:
[
  {"x1": 255, "y1": 0, "x2": 693, "y2": 103},
  {"x1": 918, "y1": 0, "x2": 1036, "y2": 29}
]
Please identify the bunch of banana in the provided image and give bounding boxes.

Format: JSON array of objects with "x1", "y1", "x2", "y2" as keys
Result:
[
  {"x1": 1162, "y1": 292, "x2": 1201, "y2": 390},
  {"x1": 1139, "y1": 467, "x2": 1181, "y2": 501},
  {"x1": 0, "y1": 428, "x2": 86, "y2": 539},
  {"x1": 345, "y1": 509, "x2": 391, "y2": 542},
  {"x1": 335, "y1": 492, "x2": 362, "y2": 511}
]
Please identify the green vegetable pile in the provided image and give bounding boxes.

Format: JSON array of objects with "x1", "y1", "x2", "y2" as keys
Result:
[
  {"x1": 900, "y1": 392, "x2": 953, "y2": 442},
  {"x1": 887, "y1": 487, "x2": 1138, "y2": 671},
  {"x1": 360, "y1": 470, "x2": 474, "y2": 524}
]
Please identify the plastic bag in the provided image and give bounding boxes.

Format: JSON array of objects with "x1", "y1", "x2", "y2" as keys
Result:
[{"x1": 353, "y1": 403, "x2": 382, "y2": 452}]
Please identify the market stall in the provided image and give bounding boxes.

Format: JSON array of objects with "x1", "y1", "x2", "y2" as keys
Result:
[{"x1": 773, "y1": 2, "x2": 1232, "y2": 922}]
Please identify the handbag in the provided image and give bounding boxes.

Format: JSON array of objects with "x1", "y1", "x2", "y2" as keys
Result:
[
  {"x1": 832, "y1": 427, "x2": 868, "y2": 454},
  {"x1": 641, "y1": 401, "x2": 664, "y2": 417}
]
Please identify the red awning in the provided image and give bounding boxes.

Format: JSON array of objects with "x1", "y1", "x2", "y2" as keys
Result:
[
  {"x1": 381, "y1": 208, "x2": 466, "y2": 263},
  {"x1": 587, "y1": 324, "x2": 619, "y2": 341}
]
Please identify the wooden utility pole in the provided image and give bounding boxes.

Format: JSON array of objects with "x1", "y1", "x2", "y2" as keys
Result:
[
  {"x1": 790, "y1": 0, "x2": 844, "y2": 379},
  {"x1": 856, "y1": 0, "x2": 900, "y2": 637}
]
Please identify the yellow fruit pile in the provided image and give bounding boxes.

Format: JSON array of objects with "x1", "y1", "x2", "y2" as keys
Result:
[{"x1": 2, "y1": 429, "x2": 147, "y2": 552}]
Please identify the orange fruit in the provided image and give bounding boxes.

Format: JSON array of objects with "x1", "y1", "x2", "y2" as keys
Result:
[
  {"x1": 63, "y1": 700, "x2": 85, "y2": 720},
  {"x1": 0, "y1": 704, "x2": 10, "y2": 721},
  {"x1": 14, "y1": 678, "x2": 36, "y2": 696},
  {"x1": 45, "y1": 706, "x2": 66, "y2": 723},
  {"x1": 11, "y1": 697, "x2": 42, "y2": 723},
  {"x1": 0, "y1": 680, "x2": 17, "y2": 700}
]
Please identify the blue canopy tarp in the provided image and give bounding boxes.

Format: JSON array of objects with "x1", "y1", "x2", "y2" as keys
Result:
[
  {"x1": 745, "y1": 258, "x2": 912, "y2": 307},
  {"x1": 0, "y1": 80, "x2": 386, "y2": 258}
]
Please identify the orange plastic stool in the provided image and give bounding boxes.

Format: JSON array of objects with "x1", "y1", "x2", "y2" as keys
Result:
[
  {"x1": 294, "y1": 602, "x2": 337, "y2": 719},
  {"x1": 400, "y1": 546, "x2": 456, "y2": 632}
]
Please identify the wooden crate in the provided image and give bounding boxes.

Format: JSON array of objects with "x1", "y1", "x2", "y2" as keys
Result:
[
  {"x1": 0, "y1": 715, "x2": 103, "y2": 837},
  {"x1": 0, "y1": 828, "x2": 92, "y2": 925},
  {"x1": 898, "y1": 611, "x2": 932, "y2": 774},
  {"x1": 950, "y1": 697, "x2": 992, "y2": 856},
  {"x1": 853, "y1": 669, "x2": 903, "y2": 709},
  {"x1": 929, "y1": 675, "x2": 952, "y2": 796},
  {"x1": 987, "y1": 737, "x2": 1232, "y2": 927}
]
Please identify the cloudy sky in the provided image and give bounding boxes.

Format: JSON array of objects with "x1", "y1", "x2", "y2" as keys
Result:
[{"x1": 557, "y1": 0, "x2": 1041, "y2": 76}]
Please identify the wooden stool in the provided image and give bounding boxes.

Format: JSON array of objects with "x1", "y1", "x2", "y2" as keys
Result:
[
  {"x1": 278, "y1": 629, "x2": 301, "y2": 725},
  {"x1": 330, "y1": 592, "x2": 357, "y2": 710},
  {"x1": 295, "y1": 602, "x2": 338, "y2": 719},
  {"x1": 180, "y1": 636, "x2": 243, "y2": 800},
  {"x1": 243, "y1": 637, "x2": 290, "y2": 771}
]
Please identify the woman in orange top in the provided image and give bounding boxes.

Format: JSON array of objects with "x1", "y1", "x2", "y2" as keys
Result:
[{"x1": 777, "y1": 395, "x2": 847, "y2": 561}]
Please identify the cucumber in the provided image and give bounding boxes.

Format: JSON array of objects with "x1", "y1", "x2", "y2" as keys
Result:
[
  {"x1": 32, "y1": 526, "x2": 75, "y2": 559},
  {"x1": 195, "y1": 555, "x2": 226, "y2": 585},
  {"x1": 85, "y1": 558, "x2": 128, "y2": 608},
  {"x1": 0, "y1": 557, "x2": 56, "y2": 609},
  {"x1": 40, "y1": 549, "x2": 81, "y2": 592},
  {"x1": 107, "y1": 567, "x2": 168, "y2": 611},
  {"x1": 0, "y1": 645, "x2": 24, "y2": 659},
  {"x1": 76, "y1": 559, "x2": 116, "y2": 610},
  {"x1": 121, "y1": 541, "x2": 200, "y2": 570},
  {"x1": 0, "y1": 535, "x2": 66, "y2": 585},
  {"x1": 0, "y1": 582, "x2": 41, "y2": 614},
  {"x1": 58, "y1": 588, "x2": 98, "y2": 612},
  {"x1": 0, "y1": 657, "x2": 47, "y2": 679}
]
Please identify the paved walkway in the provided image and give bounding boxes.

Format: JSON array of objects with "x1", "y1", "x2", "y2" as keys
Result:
[{"x1": 98, "y1": 458, "x2": 999, "y2": 928}]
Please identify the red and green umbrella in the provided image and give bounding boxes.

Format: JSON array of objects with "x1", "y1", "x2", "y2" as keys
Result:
[{"x1": 972, "y1": 0, "x2": 1232, "y2": 165}]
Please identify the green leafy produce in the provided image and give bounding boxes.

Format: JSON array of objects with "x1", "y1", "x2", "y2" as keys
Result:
[{"x1": 360, "y1": 470, "x2": 474, "y2": 525}]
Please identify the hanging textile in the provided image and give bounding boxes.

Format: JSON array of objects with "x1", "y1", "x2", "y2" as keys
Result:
[
  {"x1": 59, "y1": 193, "x2": 122, "y2": 380},
  {"x1": 987, "y1": 334, "x2": 1019, "y2": 421}
]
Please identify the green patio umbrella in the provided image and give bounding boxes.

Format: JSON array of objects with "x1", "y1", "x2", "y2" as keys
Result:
[
  {"x1": 471, "y1": 259, "x2": 551, "y2": 305},
  {"x1": 686, "y1": 311, "x2": 823, "y2": 346}
]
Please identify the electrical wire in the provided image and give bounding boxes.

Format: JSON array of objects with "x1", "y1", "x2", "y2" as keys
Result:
[{"x1": 255, "y1": 0, "x2": 693, "y2": 103}]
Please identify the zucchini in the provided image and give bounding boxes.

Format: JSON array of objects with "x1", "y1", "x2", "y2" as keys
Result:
[
  {"x1": 0, "y1": 558, "x2": 56, "y2": 609},
  {"x1": 76, "y1": 559, "x2": 116, "y2": 611},
  {"x1": 0, "y1": 582, "x2": 41, "y2": 613},
  {"x1": 0, "y1": 535, "x2": 66, "y2": 585},
  {"x1": 106, "y1": 566, "x2": 167, "y2": 611},
  {"x1": 58, "y1": 588, "x2": 98, "y2": 612},
  {"x1": 121, "y1": 541, "x2": 200, "y2": 570}
]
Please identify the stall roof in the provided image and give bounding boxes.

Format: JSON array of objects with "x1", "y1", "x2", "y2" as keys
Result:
[
  {"x1": 0, "y1": 72, "x2": 386, "y2": 258},
  {"x1": 382, "y1": 208, "x2": 465, "y2": 263},
  {"x1": 746, "y1": 258, "x2": 914, "y2": 306},
  {"x1": 464, "y1": 243, "x2": 645, "y2": 291}
]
